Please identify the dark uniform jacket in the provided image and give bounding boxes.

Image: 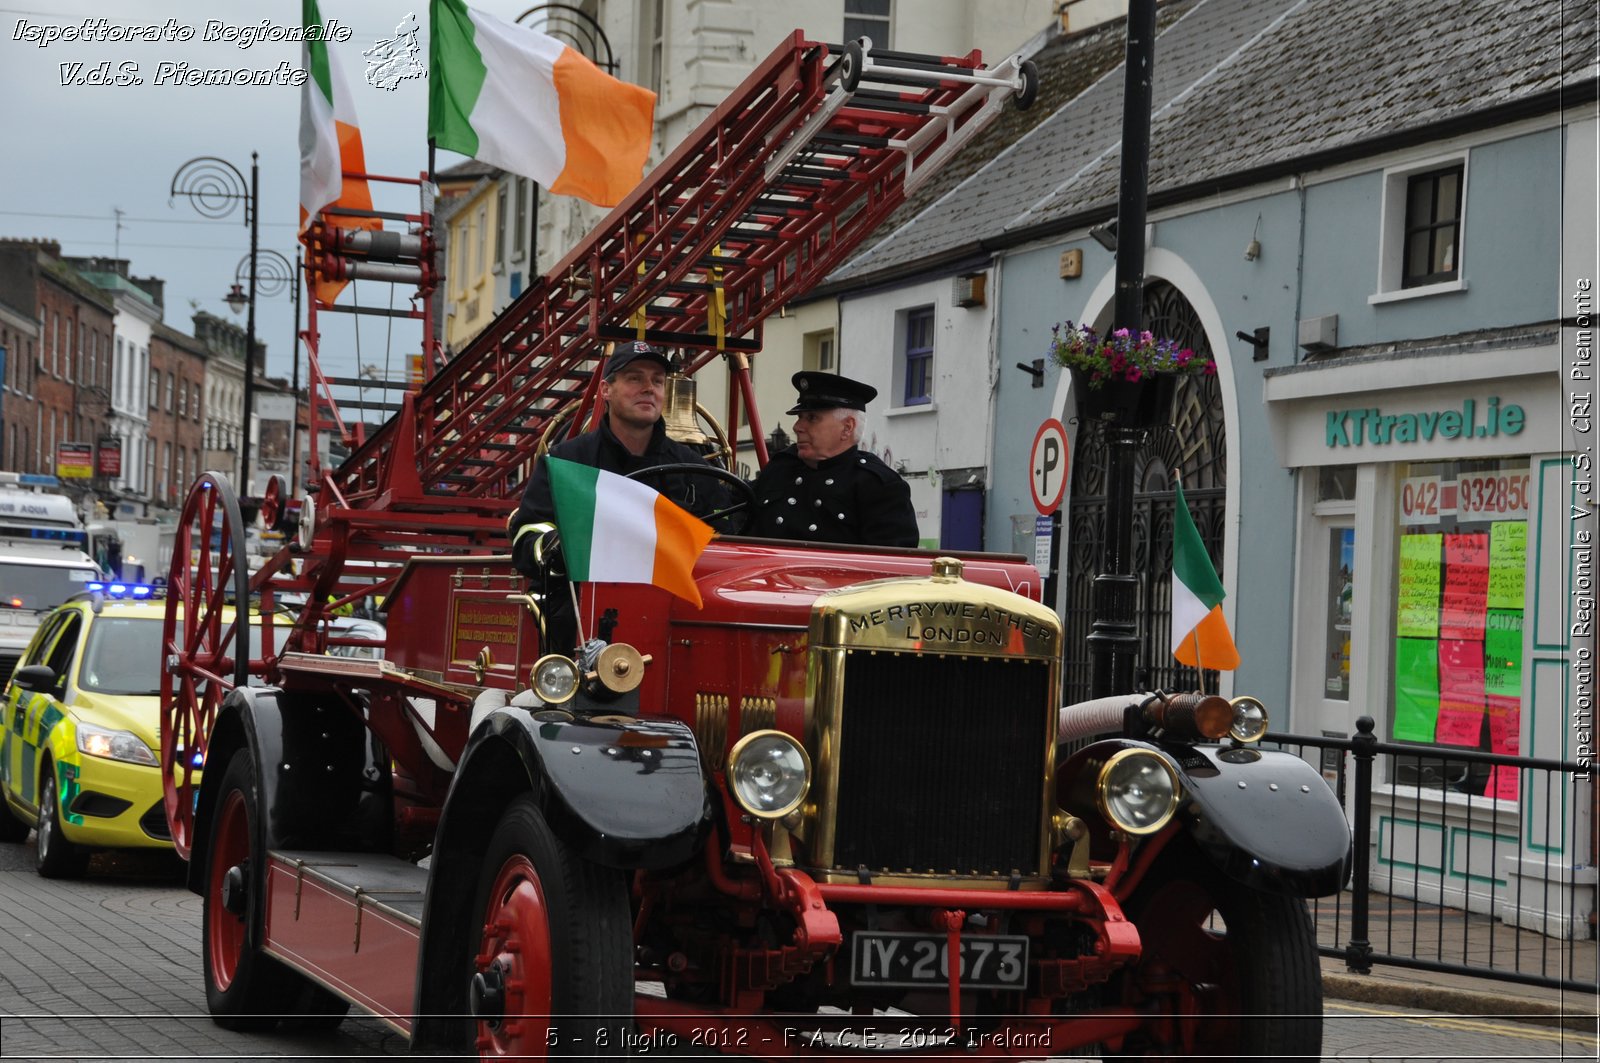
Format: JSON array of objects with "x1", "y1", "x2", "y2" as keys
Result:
[
  {"x1": 511, "y1": 417, "x2": 715, "y2": 576},
  {"x1": 747, "y1": 446, "x2": 919, "y2": 547}
]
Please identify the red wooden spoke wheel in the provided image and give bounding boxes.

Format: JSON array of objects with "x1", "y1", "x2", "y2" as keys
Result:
[{"x1": 160, "y1": 471, "x2": 250, "y2": 861}]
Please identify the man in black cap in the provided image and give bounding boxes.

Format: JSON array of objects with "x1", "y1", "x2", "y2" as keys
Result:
[
  {"x1": 746, "y1": 371, "x2": 919, "y2": 547},
  {"x1": 510, "y1": 340, "x2": 721, "y2": 584}
]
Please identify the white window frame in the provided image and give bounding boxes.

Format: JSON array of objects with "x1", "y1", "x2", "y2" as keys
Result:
[{"x1": 1370, "y1": 151, "x2": 1470, "y2": 305}]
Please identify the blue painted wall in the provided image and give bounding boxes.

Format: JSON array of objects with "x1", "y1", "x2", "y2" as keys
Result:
[{"x1": 988, "y1": 125, "x2": 1564, "y2": 722}]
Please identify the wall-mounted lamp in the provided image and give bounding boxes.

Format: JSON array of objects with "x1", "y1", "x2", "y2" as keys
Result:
[
  {"x1": 1088, "y1": 220, "x2": 1118, "y2": 252},
  {"x1": 1243, "y1": 213, "x2": 1262, "y2": 261},
  {"x1": 1235, "y1": 326, "x2": 1270, "y2": 361}
]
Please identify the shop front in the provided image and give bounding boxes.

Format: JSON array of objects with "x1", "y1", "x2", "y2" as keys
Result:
[{"x1": 1264, "y1": 329, "x2": 1593, "y2": 938}]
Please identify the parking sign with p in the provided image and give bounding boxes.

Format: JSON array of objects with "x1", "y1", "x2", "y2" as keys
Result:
[{"x1": 1029, "y1": 419, "x2": 1069, "y2": 516}]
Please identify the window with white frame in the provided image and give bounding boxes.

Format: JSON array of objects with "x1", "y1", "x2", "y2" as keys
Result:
[
  {"x1": 845, "y1": 0, "x2": 891, "y2": 47},
  {"x1": 900, "y1": 306, "x2": 934, "y2": 406},
  {"x1": 1373, "y1": 155, "x2": 1467, "y2": 301},
  {"x1": 648, "y1": 0, "x2": 665, "y2": 94},
  {"x1": 804, "y1": 329, "x2": 836, "y2": 373}
]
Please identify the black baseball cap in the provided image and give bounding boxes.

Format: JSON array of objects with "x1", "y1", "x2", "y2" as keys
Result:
[
  {"x1": 604, "y1": 340, "x2": 673, "y2": 377},
  {"x1": 786, "y1": 371, "x2": 877, "y2": 414}
]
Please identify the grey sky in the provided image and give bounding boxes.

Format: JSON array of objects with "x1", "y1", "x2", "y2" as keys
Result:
[{"x1": 0, "y1": 1, "x2": 529, "y2": 387}]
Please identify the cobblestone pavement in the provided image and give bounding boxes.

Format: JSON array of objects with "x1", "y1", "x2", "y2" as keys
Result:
[
  {"x1": 2, "y1": 837, "x2": 1594, "y2": 1061},
  {"x1": 0, "y1": 842, "x2": 411, "y2": 1060}
]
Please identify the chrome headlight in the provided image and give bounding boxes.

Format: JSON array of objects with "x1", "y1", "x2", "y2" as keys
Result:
[
  {"x1": 77, "y1": 724, "x2": 158, "y2": 766},
  {"x1": 727, "y1": 729, "x2": 811, "y2": 819},
  {"x1": 1096, "y1": 748, "x2": 1179, "y2": 835},
  {"x1": 1228, "y1": 696, "x2": 1269, "y2": 743},
  {"x1": 530, "y1": 654, "x2": 579, "y2": 705}
]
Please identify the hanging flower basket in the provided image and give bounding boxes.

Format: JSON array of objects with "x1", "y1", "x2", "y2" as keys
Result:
[{"x1": 1047, "y1": 321, "x2": 1215, "y2": 428}]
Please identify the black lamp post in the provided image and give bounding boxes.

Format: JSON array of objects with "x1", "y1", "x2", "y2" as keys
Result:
[
  {"x1": 171, "y1": 153, "x2": 259, "y2": 496},
  {"x1": 228, "y1": 249, "x2": 301, "y2": 495},
  {"x1": 1088, "y1": 0, "x2": 1158, "y2": 699}
]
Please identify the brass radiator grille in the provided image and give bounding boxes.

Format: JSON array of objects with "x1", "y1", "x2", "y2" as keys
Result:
[{"x1": 831, "y1": 652, "x2": 1050, "y2": 876}]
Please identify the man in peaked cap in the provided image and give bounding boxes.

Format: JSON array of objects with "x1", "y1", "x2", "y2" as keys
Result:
[
  {"x1": 746, "y1": 371, "x2": 919, "y2": 547},
  {"x1": 509, "y1": 342, "x2": 727, "y2": 642}
]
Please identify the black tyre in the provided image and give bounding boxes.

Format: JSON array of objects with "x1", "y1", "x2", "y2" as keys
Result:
[
  {"x1": 1014, "y1": 60, "x2": 1039, "y2": 110},
  {"x1": 840, "y1": 40, "x2": 865, "y2": 93},
  {"x1": 1105, "y1": 837, "x2": 1322, "y2": 1061},
  {"x1": 36, "y1": 764, "x2": 89, "y2": 879},
  {"x1": 202, "y1": 749, "x2": 336, "y2": 1031},
  {"x1": 469, "y1": 795, "x2": 632, "y2": 1057}
]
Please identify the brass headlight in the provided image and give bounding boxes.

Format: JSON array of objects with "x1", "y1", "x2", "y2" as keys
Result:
[
  {"x1": 1228, "y1": 696, "x2": 1269, "y2": 743},
  {"x1": 727, "y1": 729, "x2": 811, "y2": 820},
  {"x1": 530, "y1": 654, "x2": 580, "y2": 705},
  {"x1": 1096, "y1": 748, "x2": 1180, "y2": 835}
]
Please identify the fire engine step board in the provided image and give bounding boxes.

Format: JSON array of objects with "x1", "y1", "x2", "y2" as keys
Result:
[{"x1": 262, "y1": 850, "x2": 426, "y2": 1035}]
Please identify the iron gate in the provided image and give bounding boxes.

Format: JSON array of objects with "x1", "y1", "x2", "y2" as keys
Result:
[{"x1": 1063, "y1": 281, "x2": 1228, "y2": 702}]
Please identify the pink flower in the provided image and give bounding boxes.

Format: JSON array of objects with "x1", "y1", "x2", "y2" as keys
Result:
[{"x1": 1113, "y1": 328, "x2": 1130, "y2": 339}]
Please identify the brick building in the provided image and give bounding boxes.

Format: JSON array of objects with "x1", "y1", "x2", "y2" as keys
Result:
[
  {"x1": 149, "y1": 322, "x2": 210, "y2": 515},
  {"x1": 0, "y1": 240, "x2": 115, "y2": 498},
  {"x1": 0, "y1": 296, "x2": 40, "y2": 473}
]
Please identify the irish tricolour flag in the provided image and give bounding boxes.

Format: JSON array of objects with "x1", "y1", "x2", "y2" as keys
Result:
[
  {"x1": 1171, "y1": 481, "x2": 1240, "y2": 670},
  {"x1": 546, "y1": 457, "x2": 714, "y2": 608},
  {"x1": 299, "y1": 0, "x2": 378, "y2": 305},
  {"x1": 428, "y1": 0, "x2": 656, "y2": 208}
]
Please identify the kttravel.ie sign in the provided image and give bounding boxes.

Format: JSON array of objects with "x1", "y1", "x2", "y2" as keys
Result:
[{"x1": 1326, "y1": 396, "x2": 1526, "y2": 448}]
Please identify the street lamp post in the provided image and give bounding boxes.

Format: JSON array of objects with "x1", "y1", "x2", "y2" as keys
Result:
[
  {"x1": 1088, "y1": 0, "x2": 1158, "y2": 699},
  {"x1": 170, "y1": 153, "x2": 260, "y2": 496},
  {"x1": 229, "y1": 249, "x2": 302, "y2": 496}
]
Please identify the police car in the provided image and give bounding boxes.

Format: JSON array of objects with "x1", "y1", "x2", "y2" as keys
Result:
[{"x1": 0, "y1": 584, "x2": 227, "y2": 877}]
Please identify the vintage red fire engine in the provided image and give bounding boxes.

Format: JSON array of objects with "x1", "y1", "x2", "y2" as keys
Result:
[{"x1": 159, "y1": 33, "x2": 1350, "y2": 1061}]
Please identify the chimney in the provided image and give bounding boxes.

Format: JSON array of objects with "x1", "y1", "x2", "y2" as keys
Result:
[{"x1": 132, "y1": 275, "x2": 165, "y2": 308}]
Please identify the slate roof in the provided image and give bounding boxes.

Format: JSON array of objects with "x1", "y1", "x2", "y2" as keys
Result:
[{"x1": 829, "y1": 0, "x2": 1597, "y2": 287}]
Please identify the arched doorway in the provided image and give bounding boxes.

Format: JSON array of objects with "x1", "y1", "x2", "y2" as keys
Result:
[{"x1": 1062, "y1": 280, "x2": 1227, "y2": 702}]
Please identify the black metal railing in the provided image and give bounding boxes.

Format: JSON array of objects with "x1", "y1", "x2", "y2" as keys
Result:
[{"x1": 1268, "y1": 716, "x2": 1597, "y2": 992}]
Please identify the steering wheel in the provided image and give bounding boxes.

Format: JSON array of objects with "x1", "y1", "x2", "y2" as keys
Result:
[{"x1": 626, "y1": 462, "x2": 756, "y2": 533}]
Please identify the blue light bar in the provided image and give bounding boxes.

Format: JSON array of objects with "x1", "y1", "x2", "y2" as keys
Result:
[{"x1": 86, "y1": 581, "x2": 159, "y2": 599}]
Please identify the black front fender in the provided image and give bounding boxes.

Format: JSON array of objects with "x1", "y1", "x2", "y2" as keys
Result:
[
  {"x1": 186, "y1": 686, "x2": 392, "y2": 910},
  {"x1": 450, "y1": 708, "x2": 710, "y2": 870},
  {"x1": 1170, "y1": 742, "x2": 1352, "y2": 896},
  {"x1": 1063, "y1": 739, "x2": 1351, "y2": 897}
]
